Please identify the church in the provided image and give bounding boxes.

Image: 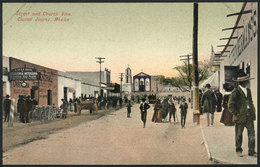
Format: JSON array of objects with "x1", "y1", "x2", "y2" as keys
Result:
[{"x1": 133, "y1": 72, "x2": 151, "y2": 92}]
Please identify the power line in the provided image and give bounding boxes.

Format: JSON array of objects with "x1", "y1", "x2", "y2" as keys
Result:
[{"x1": 95, "y1": 57, "x2": 105, "y2": 97}]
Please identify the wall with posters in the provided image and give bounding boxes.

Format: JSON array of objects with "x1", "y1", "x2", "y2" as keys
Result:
[{"x1": 10, "y1": 57, "x2": 58, "y2": 106}]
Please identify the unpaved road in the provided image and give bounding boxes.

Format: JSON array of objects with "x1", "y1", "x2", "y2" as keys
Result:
[{"x1": 3, "y1": 104, "x2": 213, "y2": 165}]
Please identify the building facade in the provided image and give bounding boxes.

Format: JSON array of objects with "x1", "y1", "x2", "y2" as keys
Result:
[
  {"x1": 122, "y1": 66, "x2": 133, "y2": 94},
  {"x1": 9, "y1": 57, "x2": 58, "y2": 106},
  {"x1": 67, "y1": 68, "x2": 111, "y2": 97},
  {"x1": 57, "y1": 71, "x2": 82, "y2": 106},
  {"x1": 208, "y1": 2, "x2": 257, "y2": 107},
  {"x1": 150, "y1": 75, "x2": 164, "y2": 93},
  {"x1": 133, "y1": 72, "x2": 151, "y2": 92}
]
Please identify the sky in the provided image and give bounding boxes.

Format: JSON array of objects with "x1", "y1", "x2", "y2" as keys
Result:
[{"x1": 3, "y1": 2, "x2": 243, "y2": 83}]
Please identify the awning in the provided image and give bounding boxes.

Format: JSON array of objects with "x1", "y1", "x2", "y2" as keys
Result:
[{"x1": 199, "y1": 72, "x2": 219, "y2": 89}]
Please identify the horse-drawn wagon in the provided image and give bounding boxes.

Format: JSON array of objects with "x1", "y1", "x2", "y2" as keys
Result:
[{"x1": 77, "y1": 99, "x2": 98, "y2": 114}]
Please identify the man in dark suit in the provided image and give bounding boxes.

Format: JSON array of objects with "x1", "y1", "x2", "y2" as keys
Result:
[
  {"x1": 139, "y1": 97, "x2": 150, "y2": 128},
  {"x1": 228, "y1": 71, "x2": 257, "y2": 157},
  {"x1": 179, "y1": 98, "x2": 188, "y2": 128},
  {"x1": 201, "y1": 84, "x2": 217, "y2": 126},
  {"x1": 168, "y1": 97, "x2": 176, "y2": 123},
  {"x1": 4, "y1": 95, "x2": 11, "y2": 122}
]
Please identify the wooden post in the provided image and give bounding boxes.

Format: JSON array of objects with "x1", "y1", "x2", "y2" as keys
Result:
[{"x1": 192, "y1": 3, "x2": 200, "y2": 124}]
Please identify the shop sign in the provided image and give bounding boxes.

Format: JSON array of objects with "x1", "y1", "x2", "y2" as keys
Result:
[{"x1": 8, "y1": 68, "x2": 41, "y2": 81}]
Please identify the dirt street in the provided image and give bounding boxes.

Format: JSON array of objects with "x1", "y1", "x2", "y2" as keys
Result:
[{"x1": 3, "y1": 103, "x2": 213, "y2": 165}]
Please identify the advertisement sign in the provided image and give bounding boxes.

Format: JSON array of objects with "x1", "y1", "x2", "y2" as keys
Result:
[{"x1": 8, "y1": 68, "x2": 41, "y2": 81}]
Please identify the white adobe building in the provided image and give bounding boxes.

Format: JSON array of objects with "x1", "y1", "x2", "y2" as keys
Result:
[{"x1": 57, "y1": 71, "x2": 82, "y2": 106}]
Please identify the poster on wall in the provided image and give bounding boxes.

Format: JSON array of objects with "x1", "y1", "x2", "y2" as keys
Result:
[{"x1": 2, "y1": 1, "x2": 258, "y2": 165}]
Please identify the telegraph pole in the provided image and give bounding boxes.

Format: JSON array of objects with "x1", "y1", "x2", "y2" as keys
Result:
[
  {"x1": 95, "y1": 57, "x2": 105, "y2": 97},
  {"x1": 192, "y1": 3, "x2": 200, "y2": 124},
  {"x1": 119, "y1": 73, "x2": 124, "y2": 98},
  {"x1": 180, "y1": 54, "x2": 192, "y2": 90}
]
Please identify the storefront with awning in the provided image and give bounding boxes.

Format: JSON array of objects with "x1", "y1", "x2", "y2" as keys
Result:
[{"x1": 199, "y1": 72, "x2": 219, "y2": 90}]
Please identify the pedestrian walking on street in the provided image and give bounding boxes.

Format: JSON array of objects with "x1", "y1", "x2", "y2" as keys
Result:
[
  {"x1": 168, "y1": 97, "x2": 176, "y2": 123},
  {"x1": 220, "y1": 83, "x2": 235, "y2": 126},
  {"x1": 139, "y1": 98, "x2": 150, "y2": 128},
  {"x1": 179, "y1": 98, "x2": 188, "y2": 128},
  {"x1": 199, "y1": 89, "x2": 203, "y2": 115},
  {"x1": 215, "y1": 89, "x2": 223, "y2": 112},
  {"x1": 126, "y1": 100, "x2": 132, "y2": 118},
  {"x1": 201, "y1": 84, "x2": 217, "y2": 126},
  {"x1": 4, "y1": 95, "x2": 12, "y2": 122},
  {"x1": 228, "y1": 71, "x2": 257, "y2": 157},
  {"x1": 60, "y1": 99, "x2": 68, "y2": 118},
  {"x1": 152, "y1": 99, "x2": 162, "y2": 123},
  {"x1": 161, "y1": 97, "x2": 169, "y2": 121}
]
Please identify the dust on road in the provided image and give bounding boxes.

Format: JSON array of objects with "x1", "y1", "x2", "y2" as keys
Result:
[{"x1": 3, "y1": 104, "x2": 213, "y2": 165}]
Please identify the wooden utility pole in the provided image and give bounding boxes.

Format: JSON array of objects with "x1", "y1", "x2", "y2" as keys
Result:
[
  {"x1": 180, "y1": 54, "x2": 192, "y2": 90},
  {"x1": 192, "y1": 3, "x2": 200, "y2": 124},
  {"x1": 95, "y1": 57, "x2": 105, "y2": 97}
]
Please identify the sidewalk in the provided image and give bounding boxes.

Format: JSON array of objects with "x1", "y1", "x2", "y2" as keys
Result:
[{"x1": 199, "y1": 112, "x2": 257, "y2": 164}]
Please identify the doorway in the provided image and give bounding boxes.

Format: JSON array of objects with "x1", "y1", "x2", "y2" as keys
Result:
[
  {"x1": 47, "y1": 90, "x2": 52, "y2": 105},
  {"x1": 64, "y1": 87, "x2": 68, "y2": 101},
  {"x1": 31, "y1": 89, "x2": 35, "y2": 99}
]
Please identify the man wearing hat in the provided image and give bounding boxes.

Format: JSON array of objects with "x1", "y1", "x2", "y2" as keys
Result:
[
  {"x1": 179, "y1": 98, "x2": 188, "y2": 128},
  {"x1": 201, "y1": 84, "x2": 217, "y2": 126},
  {"x1": 4, "y1": 95, "x2": 12, "y2": 122},
  {"x1": 228, "y1": 70, "x2": 257, "y2": 157},
  {"x1": 139, "y1": 97, "x2": 150, "y2": 128}
]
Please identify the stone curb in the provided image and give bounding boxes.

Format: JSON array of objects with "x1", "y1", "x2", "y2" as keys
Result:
[{"x1": 199, "y1": 123, "x2": 234, "y2": 164}]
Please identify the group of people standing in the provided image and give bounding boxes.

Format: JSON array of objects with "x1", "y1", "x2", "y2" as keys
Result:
[
  {"x1": 200, "y1": 70, "x2": 257, "y2": 157},
  {"x1": 151, "y1": 97, "x2": 188, "y2": 128},
  {"x1": 134, "y1": 95, "x2": 189, "y2": 129}
]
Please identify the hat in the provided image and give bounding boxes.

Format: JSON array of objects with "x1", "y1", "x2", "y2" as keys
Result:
[
  {"x1": 205, "y1": 84, "x2": 211, "y2": 88},
  {"x1": 233, "y1": 70, "x2": 254, "y2": 82},
  {"x1": 223, "y1": 82, "x2": 234, "y2": 92}
]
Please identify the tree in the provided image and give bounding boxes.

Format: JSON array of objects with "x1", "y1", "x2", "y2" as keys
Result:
[{"x1": 161, "y1": 60, "x2": 209, "y2": 91}]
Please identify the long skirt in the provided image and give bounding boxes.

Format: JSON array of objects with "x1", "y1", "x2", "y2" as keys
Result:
[
  {"x1": 152, "y1": 110, "x2": 158, "y2": 122},
  {"x1": 220, "y1": 108, "x2": 234, "y2": 126},
  {"x1": 156, "y1": 109, "x2": 162, "y2": 122}
]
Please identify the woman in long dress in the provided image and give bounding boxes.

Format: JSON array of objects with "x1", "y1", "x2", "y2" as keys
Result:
[
  {"x1": 152, "y1": 99, "x2": 162, "y2": 122},
  {"x1": 220, "y1": 83, "x2": 234, "y2": 126}
]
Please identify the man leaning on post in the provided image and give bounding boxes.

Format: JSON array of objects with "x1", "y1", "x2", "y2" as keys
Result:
[{"x1": 228, "y1": 70, "x2": 257, "y2": 157}]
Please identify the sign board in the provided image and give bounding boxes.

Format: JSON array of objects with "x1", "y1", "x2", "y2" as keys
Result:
[{"x1": 8, "y1": 68, "x2": 41, "y2": 81}]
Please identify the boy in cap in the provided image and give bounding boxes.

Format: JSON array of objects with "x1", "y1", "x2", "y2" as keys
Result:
[{"x1": 228, "y1": 70, "x2": 257, "y2": 157}]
